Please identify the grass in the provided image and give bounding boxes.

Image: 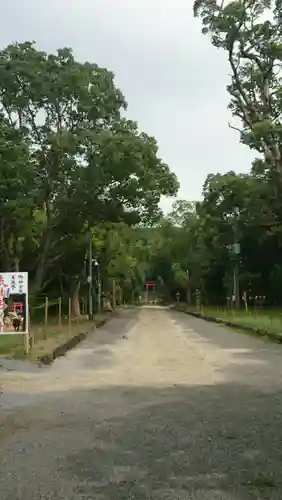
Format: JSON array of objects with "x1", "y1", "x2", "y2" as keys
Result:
[
  {"x1": 0, "y1": 313, "x2": 109, "y2": 360},
  {"x1": 202, "y1": 307, "x2": 282, "y2": 334},
  {"x1": 175, "y1": 303, "x2": 282, "y2": 337}
]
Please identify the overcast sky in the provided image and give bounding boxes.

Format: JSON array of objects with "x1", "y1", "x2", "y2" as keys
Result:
[{"x1": 2, "y1": 0, "x2": 255, "y2": 210}]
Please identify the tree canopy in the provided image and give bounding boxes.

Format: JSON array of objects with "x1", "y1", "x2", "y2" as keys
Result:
[
  {"x1": 0, "y1": 42, "x2": 178, "y2": 308},
  {"x1": 1, "y1": 32, "x2": 282, "y2": 313}
]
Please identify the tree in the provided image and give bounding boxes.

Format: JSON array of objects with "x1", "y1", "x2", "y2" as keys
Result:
[
  {"x1": 167, "y1": 200, "x2": 197, "y2": 227},
  {"x1": 0, "y1": 42, "x2": 126, "y2": 291},
  {"x1": 193, "y1": 0, "x2": 282, "y2": 176},
  {"x1": 0, "y1": 114, "x2": 35, "y2": 272}
]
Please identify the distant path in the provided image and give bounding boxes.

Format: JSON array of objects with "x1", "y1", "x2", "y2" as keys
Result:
[{"x1": 1, "y1": 307, "x2": 282, "y2": 499}]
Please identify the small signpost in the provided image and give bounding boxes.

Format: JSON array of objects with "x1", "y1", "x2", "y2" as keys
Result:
[{"x1": 0, "y1": 272, "x2": 29, "y2": 354}]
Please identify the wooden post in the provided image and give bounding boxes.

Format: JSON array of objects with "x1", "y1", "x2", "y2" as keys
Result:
[
  {"x1": 196, "y1": 289, "x2": 201, "y2": 312},
  {"x1": 81, "y1": 296, "x2": 85, "y2": 315},
  {"x1": 24, "y1": 332, "x2": 30, "y2": 355},
  {"x1": 29, "y1": 308, "x2": 34, "y2": 348},
  {"x1": 112, "y1": 279, "x2": 116, "y2": 309},
  {"x1": 68, "y1": 297, "x2": 71, "y2": 334},
  {"x1": 30, "y1": 330, "x2": 34, "y2": 348},
  {"x1": 43, "y1": 296, "x2": 48, "y2": 340},
  {"x1": 44, "y1": 296, "x2": 48, "y2": 325},
  {"x1": 24, "y1": 295, "x2": 30, "y2": 354},
  {"x1": 29, "y1": 328, "x2": 35, "y2": 348},
  {"x1": 243, "y1": 291, "x2": 248, "y2": 312},
  {"x1": 58, "y1": 297, "x2": 62, "y2": 326}
]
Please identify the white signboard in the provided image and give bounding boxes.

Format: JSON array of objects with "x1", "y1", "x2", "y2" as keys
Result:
[
  {"x1": 0, "y1": 272, "x2": 29, "y2": 337},
  {"x1": 0, "y1": 272, "x2": 28, "y2": 296}
]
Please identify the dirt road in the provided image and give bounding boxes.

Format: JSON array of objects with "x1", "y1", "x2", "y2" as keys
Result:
[{"x1": 1, "y1": 307, "x2": 282, "y2": 499}]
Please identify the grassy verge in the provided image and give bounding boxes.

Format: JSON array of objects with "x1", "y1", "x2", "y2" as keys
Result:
[
  {"x1": 202, "y1": 307, "x2": 282, "y2": 335},
  {"x1": 0, "y1": 313, "x2": 111, "y2": 360},
  {"x1": 174, "y1": 304, "x2": 282, "y2": 340}
]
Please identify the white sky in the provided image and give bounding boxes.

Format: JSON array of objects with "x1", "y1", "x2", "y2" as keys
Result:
[{"x1": 2, "y1": 0, "x2": 255, "y2": 211}]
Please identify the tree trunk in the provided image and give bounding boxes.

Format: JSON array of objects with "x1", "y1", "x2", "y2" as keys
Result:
[
  {"x1": 186, "y1": 286, "x2": 191, "y2": 305},
  {"x1": 71, "y1": 279, "x2": 81, "y2": 317},
  {"x1": 33, "y1": 229, "x2": 52, "y2": 295},
  {"x1": 14, "y1": 257, "x2": 20, "y2": 273},
  {"x1": 33, "y1": 201, "x2": 53, "y2": 295},
  {"x1": 0, "y1": 219, "x2": 12, "y2": 271}
]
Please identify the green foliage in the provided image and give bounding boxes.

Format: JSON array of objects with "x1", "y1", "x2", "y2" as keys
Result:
[
  {"x1": 135, "y1": 165, "x2": 282, "y2": 306},
  {"x1": 3, "y1": 36, "x2": 282, "y2": 311},
  {"x1": 0, "y1": 41, "x2": 178, "y2": 299}
]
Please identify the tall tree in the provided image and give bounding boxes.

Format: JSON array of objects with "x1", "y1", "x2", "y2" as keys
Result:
[{"x1": 193, "y1": 0, "x2": 282, "y2": 176}]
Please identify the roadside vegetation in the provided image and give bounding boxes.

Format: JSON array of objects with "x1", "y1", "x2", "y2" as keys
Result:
[
  {"x1": 0, "y1": 313, "x2": 109, "y2": 360},
  {"x1": 175, "y1": 303, "x2": 282, "y2": 339},
  {"x1": 202, "y1": 309, "x2": 282, "y2": 336}
]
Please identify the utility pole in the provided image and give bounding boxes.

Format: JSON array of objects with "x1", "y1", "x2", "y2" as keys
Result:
[
  {"x1": 93, "y1": 259, "x2": 101, "y2": 313},
  {"x1": 88, "y1": 229, "x2": 93, "y2": 320},
  {"x1": 232, "y1": 207, "x2": 240, "y2": 309}
]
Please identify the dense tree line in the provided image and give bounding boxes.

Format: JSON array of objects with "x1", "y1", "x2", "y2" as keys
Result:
[
  {"x1": 145, "y1": 0, "x2": 282, "y2": 306},
  {"x1": 147, "y1": 170, "x2": 282, "y2": 306},
  {"x1": 2, "y1": 0, "x2": 282, "y2": 314},
  {"x1": 0, "y1": 42, "x2": 178, "y2": 313},
  {"x1": 114, "y1": 0, "x2": 282, "y2": 307},
  {"x1": 185, "y1": 0, "x2": 282, "y2": 305}
]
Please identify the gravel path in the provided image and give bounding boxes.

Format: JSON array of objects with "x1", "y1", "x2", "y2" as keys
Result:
[{"x1": 1, "y1": 306, "x2": 282, "y2": 499}]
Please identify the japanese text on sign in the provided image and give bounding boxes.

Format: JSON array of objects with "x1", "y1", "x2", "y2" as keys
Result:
[{"x1": 0, "y1": 273, "x2": 28, "y2": 295}]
